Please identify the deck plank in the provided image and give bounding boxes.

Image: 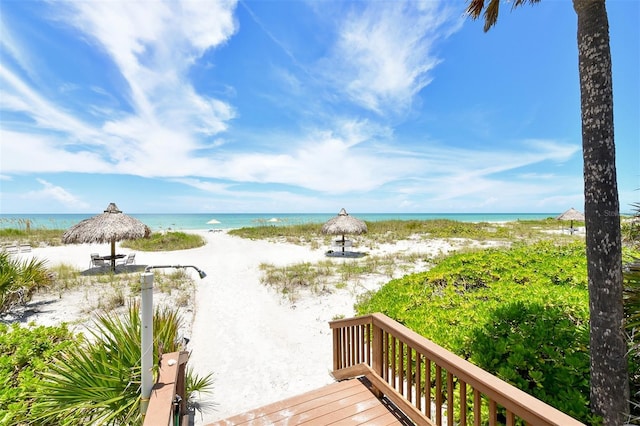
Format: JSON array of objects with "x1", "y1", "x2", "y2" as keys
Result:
[{"x1": 207, "y1": 378, "x2": 410, "y2": 426}]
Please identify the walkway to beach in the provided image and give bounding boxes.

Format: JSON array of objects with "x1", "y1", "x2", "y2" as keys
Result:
[{"x1": 187, "y1": 231, "x2": 337, "y2": 424}]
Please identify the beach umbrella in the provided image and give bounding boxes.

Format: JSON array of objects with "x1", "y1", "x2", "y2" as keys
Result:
[
  {"x1": 207, "y1": 218, "x2": 221, "y2": 224},
  {"x1": 62, "y1": 203, "x2": 151, "y2": 271},
  {"x1": 322, "y1": 208, "x2": 367, "y2": 251},
  {"x1": 556, "y1": 207, "x2": 585, "y2": 233}
]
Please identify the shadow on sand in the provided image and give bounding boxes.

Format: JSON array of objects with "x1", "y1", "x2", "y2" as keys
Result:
[
  {"x1": 1, "y1": 299, "x2": 59, "y2": 324},
  {"x1": 325, "y1": 250, "x2": 367, "y2": 258},
  {"x1": 80, "y1": 264, "x2": 148, "y2": 276}
]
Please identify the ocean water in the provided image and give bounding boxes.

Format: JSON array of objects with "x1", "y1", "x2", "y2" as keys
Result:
[{"x1": 0, "y1": 212, "x2": 559, "y2": 231}]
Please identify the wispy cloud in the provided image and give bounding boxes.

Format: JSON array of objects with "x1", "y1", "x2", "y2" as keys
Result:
[
  {"x1": 0, "y1": 0, "x2": 603, "y2": 214},
  {"x1": 323, "y1": 1, "x2": 463, "y2": 115},
  {"x1": 1, "y1": 0, "x2": 239, "y2": 177},
  {"x1": 23, "y1": 179, "x2": 91, "y2": 210}
]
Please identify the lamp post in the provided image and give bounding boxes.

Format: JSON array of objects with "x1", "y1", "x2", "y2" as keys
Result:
[{"x1": 140, "y1": 265, "x2": 206, "y2": 416}]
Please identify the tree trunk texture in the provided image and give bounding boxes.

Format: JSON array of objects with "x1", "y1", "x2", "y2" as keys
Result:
[{"x1": 573, "y1": 0, "x2": 629, "y2": 424}]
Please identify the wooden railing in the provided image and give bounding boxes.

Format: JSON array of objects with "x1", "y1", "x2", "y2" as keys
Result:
[
  {"x1": 143, "y1": 350, "x2": 189, "y2": 426},
  {"x1": 330, "y1": 313, "x2": 585, "y2": 426}
]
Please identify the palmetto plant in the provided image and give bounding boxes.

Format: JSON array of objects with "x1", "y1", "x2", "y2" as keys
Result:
[
  {"x1": 33, "y1": 303, "x2": 213, "y2": 425},
  {"x1": 0, "y1": 251, "x2": 52, "y2": 313},
  {"x1": 623, "y1": 200, "x2": 640, "y2": 423}
]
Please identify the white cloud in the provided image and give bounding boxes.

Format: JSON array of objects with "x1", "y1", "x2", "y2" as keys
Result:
[
  {"x1": 170, "y1": 178, "x2": 233, "y2": 194},
  {"x1": 325, "y1": 1, "x2": 462, "y2": 114},
  {"x1": 0, "y1": 1, "x2": 592, "y2": 214},
  {"x1": 23, "y1": 179, "x2": 91, "y2": 210},
  {"x1": 0, "y1": 130, "x2": 111, "y2": 173},
  {"x1": 0, "y1": 66, "x2": 102, "y2": 140},
  {"x1": 1, "y1": 0, "x2": 242, "y2": 183}
]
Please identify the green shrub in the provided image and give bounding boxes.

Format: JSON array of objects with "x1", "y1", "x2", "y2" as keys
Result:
[
  {"x1": 122, "y1": 231, "x2": 205, "y2": 251},
  {"x1": 0, "y1": 323, "x2": 77, "y2": 425},
  {"x1": 356, "y1": 241, "x2": 592, "y2": 422},
  {"x1": 468, "y1": 301, "x2": 591, "y2": 422}
]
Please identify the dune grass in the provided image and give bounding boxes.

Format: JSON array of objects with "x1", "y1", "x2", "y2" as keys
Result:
[
  {"x1": 246, "y1": 218, "x2": 584, "y2": 301},
  {"x1": 230, "y1": 218, "x2": 580, "y2": 245},
  {"x1": 0, "y1": 228, "x2": 206, "y2": 251},
  {"x1": 122, "y1": 231, "x2": 205, "y2": 251}
]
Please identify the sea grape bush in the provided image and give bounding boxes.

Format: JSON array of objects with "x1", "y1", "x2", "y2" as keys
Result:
[
  {"x1": 356, "y1": 241, "x2": 594, "y2": 422},
  {"x1": 468, "y1": 301, "x2": 591, "y2": 422},
  {"x1": 0, "y1": 322, "x2": 78, "y2": 425}
]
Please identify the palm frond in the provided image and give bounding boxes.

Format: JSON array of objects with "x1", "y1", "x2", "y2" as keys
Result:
[
  {"x1": 32, "y1": 302, "x2": 211, "y2": 425},
  {"x1": 466, "y1": 0, "x2": 542, "y2": 32},
  {"x1": 483, "y1": 0, "x2": 500, "y2": 32},
  {"x1": 466, "y1": 0, "x2": 485, "y2": 19}
]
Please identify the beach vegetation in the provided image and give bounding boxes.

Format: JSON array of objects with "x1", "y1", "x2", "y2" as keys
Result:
[
  {"x1": 0, "y1": 322, "x2": 78, "y2": 424},
  {"x1": 0, "y1": 226, "x2": 64, "y2": 248},
  {"x1": 0, "y1": 228, "x2": 207, "y2": 252},
  {"x1": 355, "y1": 241, "x2": 595, "y2": 422},
  {"x1": 1, "y1": 261, "x2": 195, "y2": 327},
  {"x1": 97, "y1": 285, "x2": 126, "y2": 311},
  {"x1": 230, "y1": 218, "x2": 581, "y2": 248},
  {"x1": 32, "y1": 303, "x2": 213, "y2": 425},
  {"x1": 624, "y1": 257, "x2": 640, "y2": 422},
  {"x1": 49, "y1": 262, "x2": 84, "y2": 291},
  {"x1": 1, "y1": 265, "x2": 206, "y2": 424},
  {"x1": 258, "y1": 251, "x2": 433, "y2": 302},
  {"x1": 229, "y1": 223, "x2": 321, "y2": 243},
  {"x1": 0, "y1": 251, "x2": 53, "y2": 314},
  {"x1": 150, "y1": 269, "x2": 195, "y2": 307},
  {"x1": 259, "y1": 262, "x2": 331, "y2": 300},
  {"x1": 355, "y1": 240, "x2": 640, "y2": 424},
  {"x1": 122, "y1": 231, "x2": 205, "y2": 251},
  {"x1": 622, "y1": 203, "x2": 640, "y2": 250}
]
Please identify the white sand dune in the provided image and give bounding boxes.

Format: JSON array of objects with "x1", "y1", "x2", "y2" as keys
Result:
[{"x1": 8, "y1": 229, "x2": 486, "y2": 424}]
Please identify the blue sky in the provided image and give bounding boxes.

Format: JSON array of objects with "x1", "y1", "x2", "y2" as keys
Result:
[{"x1": 0, "y1": 0, "x2": 638, "y2": 214}]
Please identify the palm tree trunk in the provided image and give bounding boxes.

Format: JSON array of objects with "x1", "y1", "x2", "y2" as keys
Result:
[{"x1": 573, "y1": 0, "x2": 629, "y2": 423}]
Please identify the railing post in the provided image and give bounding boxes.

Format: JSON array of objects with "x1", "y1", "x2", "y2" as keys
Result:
[
  {"x1": 372, "y1": 321, "x2": 383, "y2": 377},
  {"x1": 333, "y1": 328, "x2": 341, "y2": 371},
  {"x1": 177, "y1": 358, "x2": 187, "y2": 425}
]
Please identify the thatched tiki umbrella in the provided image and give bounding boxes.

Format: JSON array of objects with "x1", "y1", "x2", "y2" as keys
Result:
[
  {"x1": 321, "y1": 208, "x2": 367, "y2": 252},
  {"x1": 63, "y1": 203, "x2": 151, "y2": 271},
  {"x1": 556, "y1": 207, "x2": 585, "y2": 234}
]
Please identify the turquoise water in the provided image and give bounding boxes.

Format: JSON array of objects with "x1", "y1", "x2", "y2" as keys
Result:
[{"x1": 0, "y1": 212, "x2": 558, "y2": 231}]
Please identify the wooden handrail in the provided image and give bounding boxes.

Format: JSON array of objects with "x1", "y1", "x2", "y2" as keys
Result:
[
  {"x1": 143, "y1": 351, "x2": 189, "y2": 426},
  {"x1": 330, "y1": 313, "x2": 585, "y2": 426}
]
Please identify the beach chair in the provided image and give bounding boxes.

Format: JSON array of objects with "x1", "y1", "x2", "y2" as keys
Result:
[
  {"x1": 90, "y1": 254, "x2": 107, "y2": 269},
  {"x1": 117, "y1": 253, "x2": 136, "y2": 268},
  {"x1": 4, "y1": 245, "x2": 19, "y2": 255}
]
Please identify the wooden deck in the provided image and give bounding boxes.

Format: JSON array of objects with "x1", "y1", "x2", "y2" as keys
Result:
[
  {"x1": 145, "y1": 314, "x2": 585, "y2": 425},
  {"x1": 207, "y1": 377, "x2": 413, "y2": 425}
]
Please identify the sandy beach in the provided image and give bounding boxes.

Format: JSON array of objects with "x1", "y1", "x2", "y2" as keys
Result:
[{"x1": 8, "y1": 229, "x2": 492, "y2": 425}]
